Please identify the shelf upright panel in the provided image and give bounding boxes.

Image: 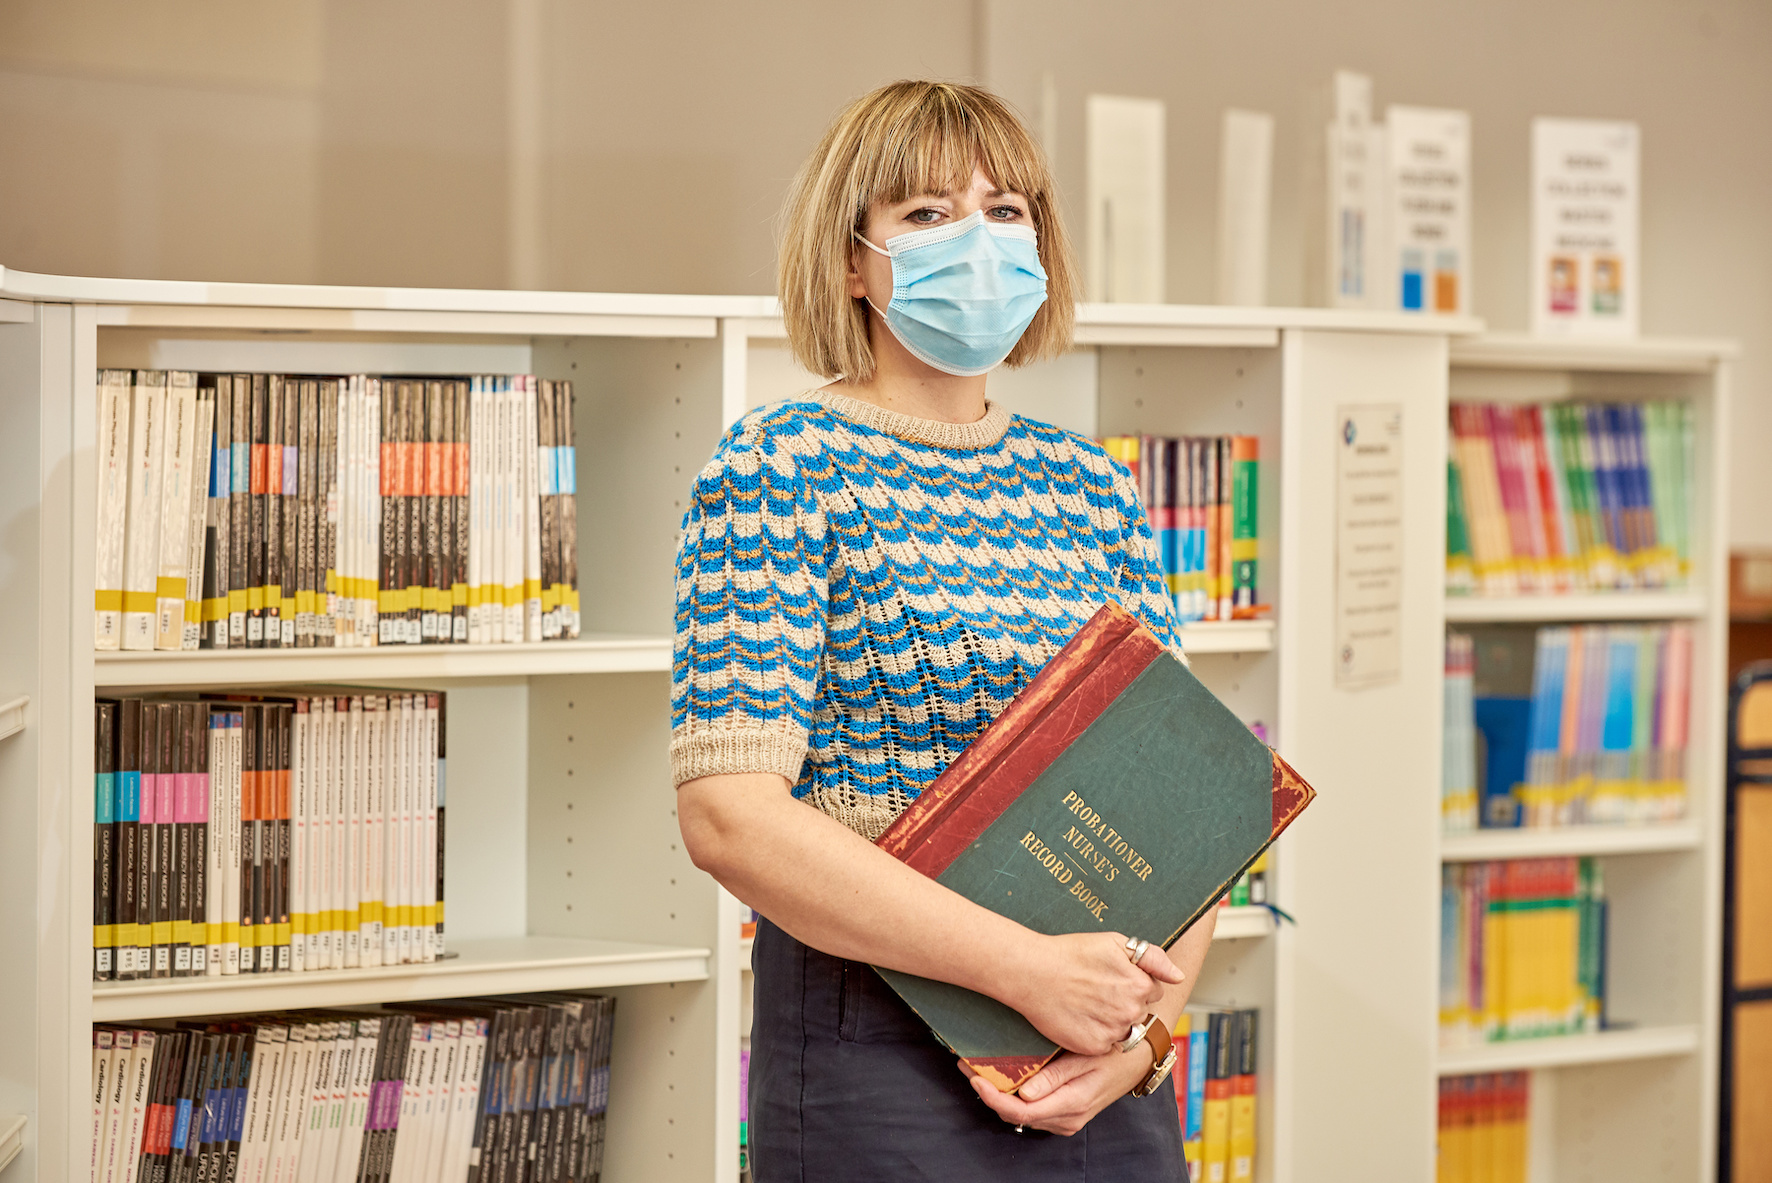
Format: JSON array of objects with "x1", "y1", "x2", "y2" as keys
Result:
[{"x1": 1273, "y1": 328, "x2": 1450, "y2": 1183}]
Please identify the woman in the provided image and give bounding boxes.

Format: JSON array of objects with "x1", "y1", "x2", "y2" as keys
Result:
[{"x1": 673, "y1": 80, "x2": 1215, "y2": 1180}]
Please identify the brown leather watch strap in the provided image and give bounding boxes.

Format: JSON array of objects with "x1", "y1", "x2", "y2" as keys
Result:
[
  {"x1": 1129, "y1": 1013, "x2": 1175, "y2": 1098},
  {"x1": 1143, "y1": 1015, "x2": 1173, "y2": 1068}
]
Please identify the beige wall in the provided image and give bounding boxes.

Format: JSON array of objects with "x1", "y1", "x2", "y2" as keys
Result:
[{"x1": 2, "y1": 0, "x2": 1767, "y2": 538}]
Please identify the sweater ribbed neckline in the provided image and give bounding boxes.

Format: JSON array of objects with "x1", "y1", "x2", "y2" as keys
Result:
[{"x1": 812, "y1": 389, "x2": 1012, "y2": 451}]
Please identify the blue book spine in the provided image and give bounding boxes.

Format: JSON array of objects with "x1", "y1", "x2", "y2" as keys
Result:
[
  {"x1": 1474, "y1": 697, "x2": 1530, "y2": 828},
  {"x1": 1186, "y1": 1021, "x2": 1208, "y2": 1143}
]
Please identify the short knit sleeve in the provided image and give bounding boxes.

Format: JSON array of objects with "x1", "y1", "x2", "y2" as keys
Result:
[
  {"x1": 1105, "y1": 461, "x2": 1187, "y2": 660},
  {"x1": 670, "y1": 428, "x2": 828, "y2": 787}
]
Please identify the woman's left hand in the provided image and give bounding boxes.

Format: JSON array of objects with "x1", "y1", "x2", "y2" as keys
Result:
[{"x1": 964, "y1": 1045, "x2": 1155, "y2": 1136}]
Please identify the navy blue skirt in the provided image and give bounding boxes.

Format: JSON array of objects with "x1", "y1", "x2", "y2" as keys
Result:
[{"x1": 748, "y1": 916, "x2": 1186, "y2": 1182}]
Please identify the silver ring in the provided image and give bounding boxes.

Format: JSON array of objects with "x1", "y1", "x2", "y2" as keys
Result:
[
  {"x1": 1119, "y1": 1015, "x2": 1152, "y2": 1053},
  {"x1": 1124, "y1": 936, "x2": 1150, "y2": 966}
]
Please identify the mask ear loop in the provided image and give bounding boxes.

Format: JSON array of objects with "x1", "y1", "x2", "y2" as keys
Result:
[{"x1": 851, "y1": 231, "x2": 892, "y2": 319}]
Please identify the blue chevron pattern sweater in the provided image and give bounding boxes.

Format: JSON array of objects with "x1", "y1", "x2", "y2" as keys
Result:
[{"x1": 670, "y1": 391, "x2": 1185, "y2": 840}]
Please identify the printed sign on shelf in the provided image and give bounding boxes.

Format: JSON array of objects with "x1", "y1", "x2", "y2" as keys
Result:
[
  {"x1": 1385, "y1": 106, "x2": 1470, "y2": 316},
  {"x1": 1532, "y1": 118, "x2": 1640, "y2": 338},
  {"x1": 1335, "y1": 405, "x2": 1404, "y2": 689}
]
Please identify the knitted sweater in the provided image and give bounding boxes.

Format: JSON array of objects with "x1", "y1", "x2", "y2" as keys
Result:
[{"x1": 669, "y1": 391, "x2": 1185, "y2": 841}]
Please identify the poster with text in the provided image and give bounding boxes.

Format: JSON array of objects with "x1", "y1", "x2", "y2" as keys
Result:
[
  {"x1": 1532, "y1": 118, "x2": 1639, "y2": 338},
  {"x1": 1386, "y1": 106, "x2": 1470, "y2": 316}
]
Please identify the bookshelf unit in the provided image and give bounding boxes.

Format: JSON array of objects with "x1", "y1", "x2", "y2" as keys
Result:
[
  {"x1": 0, "y1": 269, "x2": 1482, "y2": 1183},
  {"x1": 723, "y1": 301, "x2": 1477, "y2": 1183},
  {"x1": 1442, "y1": 333, "x2": 1735, "y2": 1183}
]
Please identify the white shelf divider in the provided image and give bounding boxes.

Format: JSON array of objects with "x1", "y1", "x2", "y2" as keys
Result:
[
  {"x1": 0, "y1": 697, "x2": 25, "y2": 742},
  {"x1": 1440, "y1": 820, "x2": 1703, "y2": 862},
  {"x1": 1444, "y1": 592, "x2": 1707, "y2": 623},
  {"x1": 0, "y1": 1115, "x2": 23, "y2": 1176},
  {"x1": 93, "y1": 636, "x2": 671, "y2": 687},
  {"x1": 91, "y1": 935, "x2": 709, "y2": 1022},
  {"x1": 1436, "y1": 1025, "x2": 1700, "y2": 1074}
]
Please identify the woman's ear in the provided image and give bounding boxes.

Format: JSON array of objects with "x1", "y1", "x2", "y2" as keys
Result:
[{"x1": 846, "y1": 240, "x2": 869, "y2": 300}]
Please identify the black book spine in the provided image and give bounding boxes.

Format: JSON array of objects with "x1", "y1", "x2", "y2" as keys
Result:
[
  {"x1": 221, "y1": 1031, "x2": 251, "y2": 1183},
  {"x1": 280, "y1": 378, "x2": 300, "y2": 648},
  {"x1": 190, "y1": 704, "x2": 210, "y2": 976},
  {"x1": 242, "y1": 705, "x2": 262, "y2": 973},
  {"x1": 152, "y1": 702, "x2": 175, "y2": 978},
  {"x1": 464, "y1": 1014, "x2": 500, "y2": 1183},
  {"x1": 273, "y1": 704, "x2": 291, "y2": 972},
  {"x1": 379, "y1": 386, "x2": 398, "y2": 646},
  {"x1": 173, "y1": 702, "x2": 194, "y2": 977},
  {"x1": 95, "y1": 700, "x2": 117, "y2": 982},
  {"x1": 117, "y1": 698, "x2": 142, "y2": 981},
  {"x1": 166, "y1": 1030, "x2": 205, "y2": 1183},
  {"x1": 483, "y1": 1010, "x2": 515, "y2": 1183}
]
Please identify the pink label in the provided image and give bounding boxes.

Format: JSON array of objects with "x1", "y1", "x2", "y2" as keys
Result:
[
  {"x1": 192, "y1": 772, "x2": 209, "y2": 824},
  {"x1": 157, "y1": 769, "x2": 175, "y2": 823},
  {"x1": 139, "y1": 773, "x2": 157, "y2": 825},
  {"x1": 176, "y1": 773, "x2": 199, "y2": 824}
]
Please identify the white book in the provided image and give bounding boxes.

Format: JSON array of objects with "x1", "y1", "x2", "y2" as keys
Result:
[
  {"x1": 156, "y1": 371, "x2": 200, "y2": 651},
  {"x1": 422, "y1": 695, "x2": 439, "y2": 963},
  {"x1": 99, "y1": 1029, "x2": 133, "y2": 1183},
  {"x1": 121, "y1": 371, "x2": 167, "y2": 651},
  {"x1": 342, "y1": 698, "x2": 362, "y2": 969},
  {"x1": 403, "y1": 693, "x2": 420, "y2": 964},
  {"x1": 304, "y1": 1022, "x2": 353, "y2": 1183},
  {"x1": 206, "y1": 712, "x2": 226, "y2": 975},
  {"x1": 238, "y1": 1025, "x2": 287, "y2": 1183},
  {"x1": 438, "y1": 1019, "x2": 486, "y2": 1183},
  {"x1": 95, "y1": 369, "x2": 134, "y2": 649},
  {"x1": 292, "y1": 1021, "x2": 338, "y2": 1183},
  {"x1": 331, "y1": 1019, "x2": 379, "y2": 1183},
  {"x1": 92, "y1": 1029, "x2": 114, "y2": 1183},
  {"x1": 386, "y1": 1024, "x2": 430, "y2": 1183},
  {"x1": 116, "y1": 1029, "x2": 156, "y2": 1183},
  {"x1": 329, "y1": 698, "x2": 349, "y2": 970},
  {"x1": 267, "y1": 1025, "x2": 314, "y2": 1183},
  {"x1": 364, "y1": 379, "x2": 382, "y2": 647},
  {"x1": 391, "y1": 694, "x2": 409, "y2": 965},
  {"x1": 333, "y1": 381, "x2": 353, "y2": 646},
  {"x1": 417, "y1": 1019, "x2": 461, "y2": 1183},
  {"x1": 522, "y1": 376, "x2": 543, "y2": 641},
  {"x1": 467, "y1": 378, "x2": 483, "y2": 644},
  {"x1": 361, "y1": 697, "x2": 384, "y2": 968},
  {"x1": 289, "y1": 701, "x2": 309, "y2": 973},
  {"x1": 183, "y1": 389, "x2": 215, "y2": 649},
  {"x1": 505, "y1": 378, "x2": 525, "y2": 642},
  {"x1": 480, "y1": 378, "x2": 497, "y2": 645}
]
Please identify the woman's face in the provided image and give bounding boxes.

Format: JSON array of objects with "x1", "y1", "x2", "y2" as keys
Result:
[{"x1": 848, "y1": 164, "x2": 1032, "y2": 305}]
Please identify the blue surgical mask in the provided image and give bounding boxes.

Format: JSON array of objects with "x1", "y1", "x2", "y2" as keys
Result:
[{"x1": 855, "y1": 209, "x2": 1048, "y2": 377}]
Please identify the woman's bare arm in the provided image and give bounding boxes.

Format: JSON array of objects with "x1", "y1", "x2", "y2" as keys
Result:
[{"x1": 678, "y1": 771, "x2": 1186, "y2": 1056}]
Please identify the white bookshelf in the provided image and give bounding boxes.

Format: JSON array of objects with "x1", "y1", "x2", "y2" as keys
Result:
[
  {"x1": 0, "y1": 698, "x2": 26, "y2": 743},
  {"x1": 0, "y1": 269, "x2": 1480, "y2": 1183},
  {"x1": 1441, "y1": 334, "x2": 1734, "y2": 1183},
  {"x1": 0, "y1": 1115, "x2": 24, "y2": 1177}
]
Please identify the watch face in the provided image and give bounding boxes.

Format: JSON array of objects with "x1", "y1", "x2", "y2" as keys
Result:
[{"x1": 1135, "y1": 1045, "x2": 1178, "y2": 1097}]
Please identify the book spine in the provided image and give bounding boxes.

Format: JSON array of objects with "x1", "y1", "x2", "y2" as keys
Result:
[
  {"x1": 95, "y1": 702, "x2": 117, "y2": 980},
  {"x1": 155, "y1": 372, "x2": 198, "y2": 651},
  {"x1": 152, "y1": 703, "x2": 175, "y2": 977},
  {"x1": 1230, "y1": 436, "x2": 1259, "y2": 616},
  {"x1": 558, "y1": 381, "x2": 579, "y2": 639},
  {"x1": 183, "y1": 388, "x2": 215, "y2": 650},
  {"x1": 96, "y1": 370, "x2": 135, "y2": 649},
  {"x1": 122, "y1": 371, "x2": 168, "y2": 651}
]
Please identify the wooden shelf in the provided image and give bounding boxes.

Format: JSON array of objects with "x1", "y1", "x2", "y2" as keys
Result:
[
  {"x1": 1444, "y1": 592, "x2": 1707, "y2": 623},
  {"x1": 0, "y1": 697, "x2": 24, "y2": 743},
  {"x1": 1177, "y1": 620, "x2": 1275, "y2": 654},
  {"x1": 0, "y1": 1114, "x2": 22, "y2": 1176},
  {"x1": 1441, "y1": 821, "x2": 1702, "y2": 862},
  {"x1": 736, "y1": 906, "x2": 1275, "y2": 973},
  {"x1": 1449, "y1": 333, "x2": 1735, "y2": 374},
  {"x1": 91, "y1": 935, "x2": 709, "y2": 1022},
  {"x1": 93, "y1": 635, "x2": 671, "y2": 687},
  {"x1": 1437, "y1": 1025, "x2": 1700, "y2": 1074}
]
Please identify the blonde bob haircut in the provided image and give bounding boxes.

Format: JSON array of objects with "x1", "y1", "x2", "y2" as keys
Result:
[{"x1": 778, "y1": 80, "x2": 1079, "y2": 383}]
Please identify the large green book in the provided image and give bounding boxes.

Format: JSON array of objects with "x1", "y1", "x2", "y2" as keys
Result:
[{"x1": 874, "y1": 601, "x2": 1316, "y2": 1093}]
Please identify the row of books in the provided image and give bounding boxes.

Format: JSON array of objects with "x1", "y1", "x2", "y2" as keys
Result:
[
  {"x1": 1446, "y1": 400, "x2": 1693, "y2": 596},
  {"x1": 1099, "y1": 435, "x2": 1264, "y2": 624},
  {"x1": 90, "y1": 995, "x2": 613, "y2": 1183},
  {"x1": 1175, "y1": 1005, "x2": 1258, "y2": 1183},
  {"x1": 1437, "y1": 1073, "x2": 1529, "y2": 1183},
  {"x1": 94, "y1": 370, "x2": 581, "y2": 653},
  {"x1": 94, "y1": 693, "x2": 446, "y2": 982},
  {"x1": 1439, "y1": 859, "x2": 1606, "y2": 1047},
  {"x1": 1442, "y1": 624, "x2": 1691, "y2": 832}
]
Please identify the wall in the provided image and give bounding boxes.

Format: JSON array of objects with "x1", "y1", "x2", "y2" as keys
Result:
[{"x1": 1, "y1": 0, "x2": 1768, "y2": 538}]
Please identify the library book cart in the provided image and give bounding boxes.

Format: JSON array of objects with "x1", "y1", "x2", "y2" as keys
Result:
[
  {"x1": 1442, "y1": 334, "x2": 1735, "y2": 1183},
  {"x1": 0, "y1": 265, "x2": 1481, "y2": 1183}
]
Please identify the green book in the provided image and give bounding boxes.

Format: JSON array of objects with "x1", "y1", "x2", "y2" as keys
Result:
[{"x1": 873, "y1": 601, "x2": 1315, "y2": 1092}]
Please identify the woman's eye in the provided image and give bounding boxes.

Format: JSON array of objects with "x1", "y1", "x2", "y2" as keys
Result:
[
  {"x1": 908, "y1": 208, "x2": 944, "y2": 224},
  {"x1": 989, "y1": 205, "x2": 1025, "y2": 220}
]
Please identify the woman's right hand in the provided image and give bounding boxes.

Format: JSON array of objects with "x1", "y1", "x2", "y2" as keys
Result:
[{"x1": 1007, "y1": 932, "x2": 1186, "y2": 1056}]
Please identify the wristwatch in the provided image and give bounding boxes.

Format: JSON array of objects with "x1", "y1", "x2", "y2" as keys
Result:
[{"x1": 1129, "y1": 1013, "x2": 1177, "y2": 1098}]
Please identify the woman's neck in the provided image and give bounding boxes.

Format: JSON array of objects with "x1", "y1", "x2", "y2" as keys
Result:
[{"x1": 827, "y1": 313, "x2": 989, "y2": 424}]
